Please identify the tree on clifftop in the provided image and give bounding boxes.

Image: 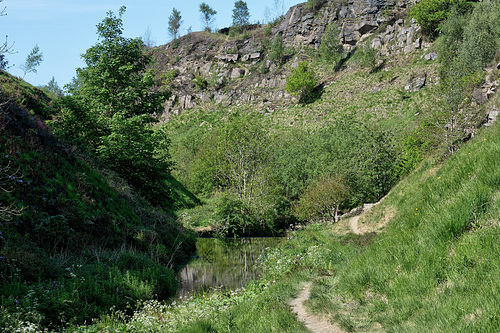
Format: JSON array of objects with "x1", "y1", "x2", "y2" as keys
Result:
[
  {"x1": 232, "y1": 0, "x2": 250, "y2": 27},
  {"x1": 168, "y1": 8, "x2": 183, "y2": 40},
  {"x1": 200, "y1": 3, "x2": 217, "y2": 32}
]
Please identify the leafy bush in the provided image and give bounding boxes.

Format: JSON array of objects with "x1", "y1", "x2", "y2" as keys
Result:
[
  {"x1": 293, "y1": 175, "x2": 349, "y2": 222},
  {"x1": 409, "y1": 0, "x2": 473, "y2": 35},
  {"x1": 359, "y1": 45, "x2": 377, "y2": 71},
  {"x1": 268, "y1": 35, "x2": 284, "y2": 65},
  {"x1": 193, "y1": 75, "x2": 208, "y2": 90},
  {"x1": 319, "y1": 23, "x2": 343, "y2": 63},
  {"x1": 306, "y1": 0, "x2": 327, "y2": 10},
  {"x1": 285, "y1": 61, "x2": 318, "y2": 104},
  {"x1": 214, "y1": 194, "x2": 257, "y2": 237}
]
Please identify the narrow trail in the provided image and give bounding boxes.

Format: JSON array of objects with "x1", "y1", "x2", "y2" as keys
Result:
[
  {"x1": 290, "y1": 282, "x2": 347, "y2": 333},
  {"x1": 348, "y1": 203, "x2": 377, "y2": 234},
  {"x1": 290, "y1": 202, "x2": 384, "y2": 333},
  {"x1": 349, "y1": 214, "x2": 361, "y2": 234}
]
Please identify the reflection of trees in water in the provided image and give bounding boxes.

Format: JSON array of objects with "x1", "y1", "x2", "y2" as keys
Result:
[{"x1": 178, "y1": 238, "x2": 281, "y2": 297}]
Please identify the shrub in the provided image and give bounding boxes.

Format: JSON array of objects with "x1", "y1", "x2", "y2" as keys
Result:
[
  {"x1": 285, "y1": 61, "x2": 318, "y2": 104},
  {"x1": 306, "y1": 0, "x2": 327, "y2": 11},
  {"x1": 193, "y1": 75, "x2": 208, "y2": 90},
  {"x1": 268, "y1": 35, "x2": 285, "y2": 65},
  {"x1": 293, "y1": 175, "x2": 349, "y2": 222},
  {"x1": 319, "y1": 23, "x2": 343, "y2": 63},
  {"x1": 359, "y1": 45, "x2": 377, "y2": 71},
  {"x1": 214, "y1": 194, "x2": 257, "y2": 237},
  {"x1": 409, "y1": 0, "x2": 473, "y2": 35}
]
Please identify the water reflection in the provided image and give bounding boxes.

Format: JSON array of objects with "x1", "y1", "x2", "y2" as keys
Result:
[{"x1": 178, "y1": 238, "x2": 282, "y2": 297}]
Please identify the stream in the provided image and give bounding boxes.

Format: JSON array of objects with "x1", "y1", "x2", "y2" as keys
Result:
[{"x1": 177, "y1": 237, "x2": 282, "y2": 298}]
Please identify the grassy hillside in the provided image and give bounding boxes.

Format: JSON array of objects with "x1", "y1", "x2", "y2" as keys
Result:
[
  {"x1": 0, "y1": 71, "x2": 196, "y2": 331},
  {"x1": 100, "y1": 96, "x2": 499, "y2": 333},
  {"x1": 162, "y1": 43, "x2": 441, "y2": 237}
]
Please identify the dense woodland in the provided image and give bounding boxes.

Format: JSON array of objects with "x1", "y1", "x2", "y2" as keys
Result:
[{"x1": 1, "y1": 0, "x2": 500, "y2": 331}]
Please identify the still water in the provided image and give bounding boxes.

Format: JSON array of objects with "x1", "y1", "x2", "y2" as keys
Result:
[{"x1": 177, "y1": 237, "x2": 282, "y2": 297}]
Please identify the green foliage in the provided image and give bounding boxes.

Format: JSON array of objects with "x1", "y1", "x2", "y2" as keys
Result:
[
  {"x1": 0, "y1": 71, "x2": 196, "y2": 331},
  {"x1": 273, "y1": 121, "x2": 400, "y2": 206},
  {"x1": 293, "y1": 175, "x2": 349, "y2": 222},
  {"x1": 168, "y1": 8, "x2": 183, "y2": 40},
  {"x1": 358, "y1": 45, "x2": 377, "y2": 71},
  {"x1": 212, "y1": 113, "x2": 272, "y2": 200},
  {"x1": 319, "y1": 23, "x2": 343, "y2": 63},
  {"x1": 199, "y1": 3, "x2": 217, "y2": 32},
  {"x1": 0, "y1": 249, "x2": 178, "y2": 330},
  {"x1": 0, "y1": 155, "x2": 24, "y2": 222},
  {"x1": 422, "y1": 0, "x2": 500, "y2": 157},
  {"x1": 193, "y1": 75, "x2": 208, "y2": 90},
  {"x1": 285, "y1": 61, "x2": 318, "y2": 104},
  {"x1": 41, "y1": 76, "x2": 63, "y2": 97},
  {"x1": 268, "y1": 35, "x2": 284, "y2": 65},
  {"x1": 263, "y1": 25, "x2": 273, "y2": 37},
  {"x1": 453, "y1": 0, "x2": 500, "y2": 76},
  {"x1": 419, "y1": 75, "x2": 481, "y2": 156},
  {"x1": 161, "y1": 68, "x2": 180, "y2": 86},
  {"x1": 214, "y1": 194, "x2": 257, "y2": 237},
  {"x1": 232, "y1": 0, "x2": 250, "y2": 27},
  {"x1": 328, "y1": 124, "x2": 500, "y2": 332},
  {"x1": 305, "y1": 0, "x2": 327, "y2": 10},
  {"x1": 20, "y1": 45, "x2": 43, "y2": 79},
  {"x1": 398, "y1": 130, "x2": 429, "y2": 176},
  {"x1": 53, "y1": 7, "x2": 172, "y2": 205},
  {"x1": 409, "y1": 0, "x2": 473, "y2": 35}
]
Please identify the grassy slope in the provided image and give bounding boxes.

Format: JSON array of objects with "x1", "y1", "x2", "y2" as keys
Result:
[
  {"x1": 174, "y1": 106, "x2": 499, "y2": 333},
  {"x1": 158, "y1": 44, "x2": 498, "y2": 332},
  {"x1": 0, "y1": 71, "x2": 197, "y2": 330},
  {"x1": 164, "y1": 45, "x2": 439, "y2": 231},
  {"x1": 319, "y1": 119, "x2": 500, "y2": 332}
]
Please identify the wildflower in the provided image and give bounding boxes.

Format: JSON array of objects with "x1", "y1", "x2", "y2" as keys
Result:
[{"x1": 437, "y1": 177, "x2": 441, "y2": 179}]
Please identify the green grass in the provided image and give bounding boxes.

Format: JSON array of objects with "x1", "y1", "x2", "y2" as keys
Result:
[
  {"x1": 0, "y1": 71, "x2": 196, "y2": 331},
  {"x1": 120, "y1": 120, "x2": 500, "y2": 333},
  {"x1": 302, "y1": 122, "x2": 500, "y2": 332}
]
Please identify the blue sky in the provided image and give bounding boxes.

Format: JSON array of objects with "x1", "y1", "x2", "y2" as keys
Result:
[{"x1": 1, "y1": 0, "x2": 301, "y2": 88}]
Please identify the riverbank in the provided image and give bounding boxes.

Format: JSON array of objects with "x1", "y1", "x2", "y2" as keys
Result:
[{"x1": 77, "y1": 120, "x2": 500, "y2": 332}]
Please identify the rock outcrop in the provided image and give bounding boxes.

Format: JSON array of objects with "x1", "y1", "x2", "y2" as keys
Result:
[{"x1": 151, "y1": 0, "x2": 426, "y2": 120}]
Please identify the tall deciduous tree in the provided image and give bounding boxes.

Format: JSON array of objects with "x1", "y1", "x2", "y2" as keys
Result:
[
  {"x1": 199, "y1": 3, "x2": 217, "y2": 32},
  {"x1": 168, "y1": 8, "x2": 183, "y2": 40},
  {"x1": 214, "y1": 113, "x2": 270, "y2": 200},
  {"x1": 57, "y1": 6, "x2": 171, "y2": 205},
  {"x1": 232, "y1": 0, "x2": 250, "y2": 27}
]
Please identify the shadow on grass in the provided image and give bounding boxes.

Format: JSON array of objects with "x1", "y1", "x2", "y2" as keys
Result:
[
  {"x1": 335, "y1": 46, "x2": 358, "y2": 72},
  {"x1": 166, "y1": 174, "x2": 201, "y2": 210}
]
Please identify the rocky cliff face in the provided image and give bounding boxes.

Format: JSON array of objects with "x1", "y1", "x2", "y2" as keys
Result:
[{"x1": 151, "y1": 0, "x2": 425, "y2": 120}]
